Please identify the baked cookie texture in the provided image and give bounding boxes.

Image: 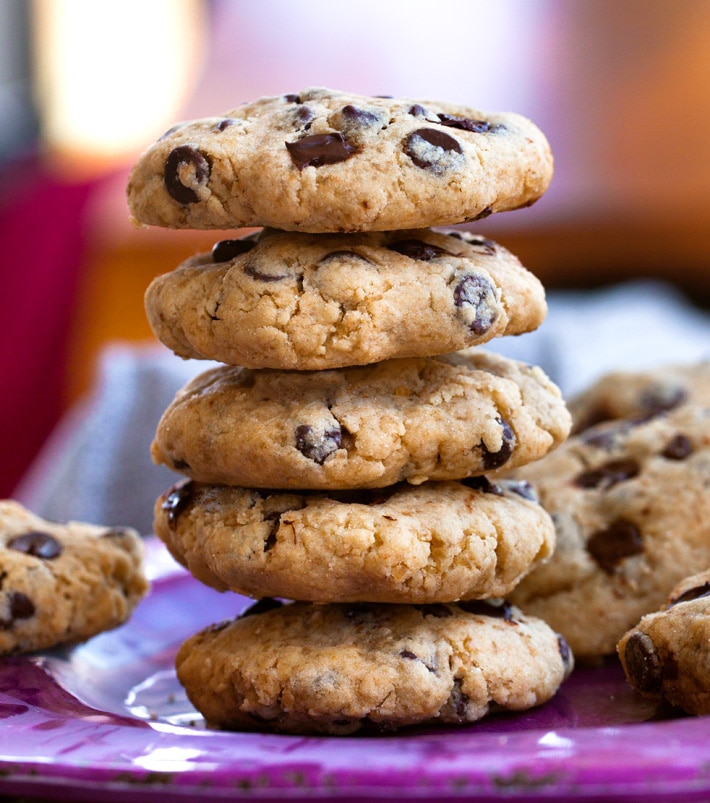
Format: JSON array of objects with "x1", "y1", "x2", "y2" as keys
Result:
[
  {"x1": 618, "y1": 568, "x2": 710, "y2": 715},
  {"x1": 126, "y1": 87, "x2": 553, "y2": 233},
  {"x1": 0, "y1": 500, "x2": 149, "y2": 655},
  {"x1": 508, "y1": 401, "x2": 710, "y2": 660},
  {"x1": 153, "y1": 476, "x2": 555, "y2": 604},
  {"x1": 175, "y1": 599, "x2": 573, "y2": 734},
  {"x1": 569, "y1": 360, "x2": 710, "y2": 434},
  {"x1": 151, "y1": 350, "x2": 571, "y2": 490},
  {"x1": 144, "y1": 227, "x2": 546, "y2": 370}
]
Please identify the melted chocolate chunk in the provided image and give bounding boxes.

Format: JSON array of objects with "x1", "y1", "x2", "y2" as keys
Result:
[
  {"x1": 587, "y1": 519, "x2": 643, "y2": 573},
  {"x1": 437, "y1": 114, "x2": 504, "y2": 133},
  {"x1": 453, "y1": 273, "x2": 498, "y2": 335},
  {"x1": 164, "y1": 145, "x2": 211, "y2": 204},
  {"x1": 294, "y1": 424, "x2": 342, "y2": 465},
  {"x1": 661, "y1": 433, "x2": 693, "y2": 460},
  {"x1": 8, "y1": 532, "x2": 62, "y2": 559},
  {"x1": 389, "y1": 239, "x2": 450, "y2": 261},
  {"x1": 623, "y1": 631, "x2": 663, "y2": 693},
  {"x1": 340, "y1": 104, "x2": 381, "y2": 126},
  {"x1": 458, "y1": 599, "x2": 515, "y2": 621},
  {"x1": 212, "y1": 238, "x2": 258, "y2": 262},
  {"x1": 0, "y1": 592, "x2": 35, "y2": 629},
  {"x1": 403, "y1": 128, "x2": 463, "y2": 173},
  {"x1": 668, "y1": 581, "x2": 710, "y2": 607},
  {"x1": 286, "y1": 133, "x2": 359, "y2": 169},
  {"x1": 574, "y1": 458, "x2": 640, "y2": 490},
  {"x1": 161, "y1": 480, "x2": 195, "y2": 529},
  {"x1": 239, "y1": 598, "x2": 284, "y2": 619},
  {"x1": 480, "y1": 418, "x2": 516, "y2": 470}
]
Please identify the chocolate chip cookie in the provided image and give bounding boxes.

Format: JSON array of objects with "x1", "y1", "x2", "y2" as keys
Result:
[
  {"x1": 127, "y1": 87, "x2": 553, "y2": 233},
  {"x1": 175, "y1": 598, "x2": 573, "y2": 734},
  {"x1": 508, "y1": 402, "x2": 710, "y2": 660},
  {"x1": 569, "y1": 361, "x2": 710, "y2": 434},
  {"x1": 144, "y1": 227, "x2": 546, "y2": 370},
  {"x1": 618, "y1": 568, "x2": 710, "y2": 715},
  {"x1": 0, "y1": 500, "x2": 149, "y2": 655},
  {"x1": 153, "y1": 476, "x2": 554, "y2": 604},
  {"x1": 151, "y1": 350, "x2": 571, "y2": 490}
]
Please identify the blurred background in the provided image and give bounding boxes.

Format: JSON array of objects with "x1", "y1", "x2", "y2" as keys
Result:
[{"x1": 2, "y1": 0, "x2": 710, "y2": 502}]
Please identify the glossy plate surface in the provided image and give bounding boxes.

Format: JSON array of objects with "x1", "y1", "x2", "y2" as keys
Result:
[{"x1": 1, "y1": 538, "x2": 709, "y2": 803}]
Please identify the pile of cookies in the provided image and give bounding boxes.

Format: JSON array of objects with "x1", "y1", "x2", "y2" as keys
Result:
[{"x1": 127, "y1": 87, "x2": 574, "y2": 734}]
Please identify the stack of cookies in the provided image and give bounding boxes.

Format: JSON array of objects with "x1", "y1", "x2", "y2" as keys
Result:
[{"x1": 127, "y1": 87, "x2": 573, "y2": 734}]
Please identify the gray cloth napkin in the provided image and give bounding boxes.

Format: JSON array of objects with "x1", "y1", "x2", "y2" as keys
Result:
[{"x1": 16, "y1": 281, "x2": 710, "y2": 535}]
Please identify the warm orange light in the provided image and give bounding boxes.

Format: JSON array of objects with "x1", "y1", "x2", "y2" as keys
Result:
[{"x1": 30, "y1": 0, "x2": 206, "y2": 172}]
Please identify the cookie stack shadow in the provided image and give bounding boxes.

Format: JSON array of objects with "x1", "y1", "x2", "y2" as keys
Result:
[{"x1": 127, "y1": 88, "x2": 575, "y2": 734}]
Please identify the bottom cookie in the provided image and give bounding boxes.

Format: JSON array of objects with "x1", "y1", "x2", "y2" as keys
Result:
[
  {"x1": 176, "y1": 599, "x2": 573, "y2": 735},
  {"x1": 618, "y1": 568, "x2": 710, "y2": 716}
]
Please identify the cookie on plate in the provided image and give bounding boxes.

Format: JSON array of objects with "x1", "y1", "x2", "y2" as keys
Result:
[
  {"x1": 569, "y1": 361, "x2": 710, "y2": 434},
  {"x1": 508, "y1": 402, "x2": 710, "y2": 660},
  {"x1": 151, "y1": 350, "x2": 571, "y2": 490},
  {"x1": 176, "y1": 598, "x2": 573, "y2": 734},
  {"x1": 144, "y1": 227, "x2": 546, "y2": 370},
  {"x1": 127, "y1": 87, "x2": 553, "y2": 233},
  {"x1": 154, "y1": 476, "x2": 555, "y2": 604},
  {"x1": 0, "y1": 500, "x2": 149, "y2": 655},
  {"x1": 618, "y1": 568, "x2": 710, "y2": 715}
]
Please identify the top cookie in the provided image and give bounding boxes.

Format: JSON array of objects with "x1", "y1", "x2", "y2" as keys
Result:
[{"x1": 126, "y1": 87, "x2": 553, "y2": 233}]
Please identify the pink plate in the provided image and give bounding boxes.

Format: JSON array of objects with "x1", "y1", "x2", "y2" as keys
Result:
[{"x1": 1, "y1": 538, "x2": 709, "y2": 802}]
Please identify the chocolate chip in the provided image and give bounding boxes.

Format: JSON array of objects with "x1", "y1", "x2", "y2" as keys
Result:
[
  {"x1": 463, "y1": 476, "x2": 504, "y2": 496},
  {"x1": 340, "y1": 104, "x2": 381, "y2": 127},
  {"x1": 389, "y1": 239, "x2": 450, "y2": 261},
  {"x1": 239, "y1": 598, "x2": 284, "y2": 619},
  {"x1": 574, "y1": 458, "x2": 640, "y2": 490},
  {"x1": 661, "y1": 434, "x2": 693, "y2": 460},
  {"x1": 284, "y1": 94, "x2": 301, "y2": 104},
  {"x1": 480, "y1": 418, "x2": 516, "y2": 470},
  {"x1": 161, "y1": 479, "x2": 195, "y2": 529},
  {"x1": 212, "y1": 238, "x2": 258, "y2": 262},
  {"x1": 444, "y1": 678, "x2": 469, "y2": 720},
  {"x1": 501, "y1": 480, "x2": 538, "y2": 502},
  {"x1": 557, "y1": 634, "x2": 573, "y2": 671},
  {"x1": 216, "y1": 118, "x2": 236, "y2": 132},
  {"x1": 294, "y1": 424, "x2": 342, "y2": 465},
  {"x1": 623, "y1": 631, "x2": 663, "y2": 693},
  {"x1": 294, "y1": 105, "x2": 315, "y2": 127},
  {"x1": 400, "y1": 649, "x2": 419, "y2": 661},
  {"x1": 458, "y1": 599, "x2": 515, "y2": 621},
  {"x1": 587, "y1": 519, "x2": 643, "y2": 573},
  {"x1": 286, "y1": 132, "x2": 359, "y2": 169},
  {"x1": 639, "y1": 384, "x2": 687, "y2": 417},
  {"x1": 437, "y1": 114, "x2": 504, "y2": 133},
  {"x1": 453, "y1": 273, "x2": 498, "y2": 335},
  {"x1": 468, "y1": 206, "x2": 493, "y2": 221},
  {"x1": 243, "y1": 261, "x2": 290, "y2": 282},
  {"x1": 158, "y1": 123, "x2": 184, "y2": 140},
  {"x1": 414, "y1": 603, "x2": 453, "y2": 619},
  {"x1": 407, "y1": 104, "x2": 432, "y2": 118},
  {"x1": 7, "y1": 532, "x2": 62, "y2": 559},
  {"x1": 403, "y1": 128, "x2": 463, "y2": 174},
  {"x1": 580, "y1": 420, "x2": 632, "y2": 449},
  {"x1": 447, "y1": 232, "x2": 497, "y2": 255},
  {"x1": 0, "y1": 592, "x2": 35, "y2": 629},
  {"x1": 164, "y1": 145, "x2": 211, "y2": 204},
  {"x1": 668, "y1": 581, "x2": 710, "y2": 608}
]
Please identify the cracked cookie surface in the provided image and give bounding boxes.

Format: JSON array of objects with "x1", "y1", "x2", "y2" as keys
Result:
[
  {"x1": 508, "y1": 402, "x2": 710, "y2": 660},
  {"x1": 144, "y1": 227, "x2": 546, "y2": 370},
  {"x1": 153, "y1": 476, "x2": 555, "y2": 604},
  {"x1": 127, "y1": 87, "x2": 553, "y2": 233},
  {"x1": 0, "y1": 500, "x2": 149, "y2": 655},
  {"x1": 175, "y1": 598, "x2": 573, "y2": 734},
  {"x1": 151, "y1": 350, "x2": 571, "y2": 490},
  {"x1": 618, "y1": 567, "x2": 710, "y2": 715}
]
